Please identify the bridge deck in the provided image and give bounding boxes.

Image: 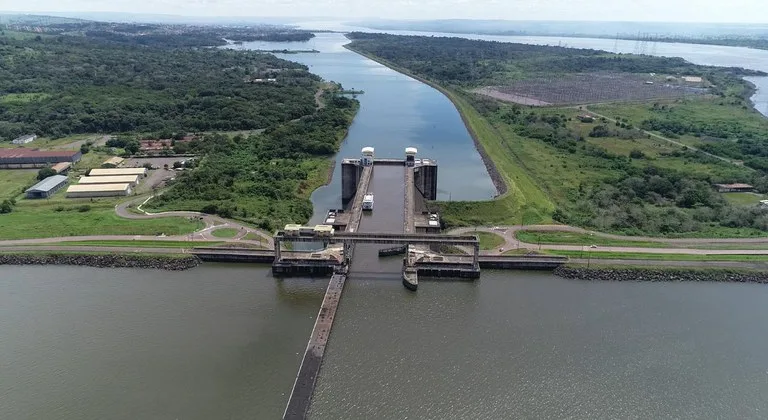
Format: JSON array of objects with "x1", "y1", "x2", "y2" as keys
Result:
[
  {"x1": 404, "y1": 166, "x2": 415, "y2": 234},
  {"x1": 276, "y1": 232, "x2": 479, "y2": 246},
  {"x1": 346, "y1": 165, "x2": 373, "y2": 233},
  {"x1": 283, "y1": 273, "x2": 347, "y2": 420}
]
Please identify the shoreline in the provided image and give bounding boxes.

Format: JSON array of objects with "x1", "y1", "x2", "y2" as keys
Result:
[
  {"x1": 555, "y1": 266, "x2": 768, "y2": 283},
  {"x1": 342, "y1": 43, "x2": 508, "y2": 198},
  {"x1": 0, "y1": 252, "x2": 201, "y2": 271}
]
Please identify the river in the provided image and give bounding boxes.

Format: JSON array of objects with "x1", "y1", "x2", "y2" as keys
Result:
[
  {"x1": 3, "y1": 29, "x2": 768, "y2": 420},
  {"x1": 296, "y1": 22, "x2": 768, "y2": 118}
]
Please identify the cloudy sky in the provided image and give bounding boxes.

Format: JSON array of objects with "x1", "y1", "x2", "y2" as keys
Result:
[{"x1": 1, "y1": 0, "x2": 766, "y2": 22}]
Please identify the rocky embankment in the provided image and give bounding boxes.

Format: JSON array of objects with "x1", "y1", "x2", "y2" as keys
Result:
[
  {"x1": 0, "y1": 253, "x2": 201, "y2": 270},
  {"x1": 555, "y1": 266, "x2": 768, "y2": 283}
]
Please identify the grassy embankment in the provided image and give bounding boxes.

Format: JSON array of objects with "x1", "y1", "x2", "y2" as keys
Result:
[
  {"x1": 344, "y1": 45, "x2": 554, "y2": 226},
  {"x1": 546, "y1": 249, "x2": 768, "y2": 262},
  {"x1": 475, "y1": 231, "x2": 505, "y2": 250},
  {"x1": 345, "y1": 34, "x2": 768, "y2": 239},
  {"x1": 516, "y1": 230, "x2": 768, "y2": 249},
  {"x1": 503, "y1": 247, "x2": 768, "y2": 262}
]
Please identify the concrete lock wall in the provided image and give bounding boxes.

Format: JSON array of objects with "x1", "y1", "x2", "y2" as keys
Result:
[
  {"x1": 341, "y1": 161, "x2": 362, "y2": 205},
  {"x1": 414, "y1": 165, "x2": 438, "y2": 200}
]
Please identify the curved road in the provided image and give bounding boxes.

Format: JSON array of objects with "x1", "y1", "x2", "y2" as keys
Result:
[{"x1": 113, "y1": 195, "x2": 274, "y2": 247}]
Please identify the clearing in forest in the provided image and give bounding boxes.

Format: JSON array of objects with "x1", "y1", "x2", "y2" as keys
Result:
[{"x1": 476, "y1": 72, "x2": 708, "y2": 106}]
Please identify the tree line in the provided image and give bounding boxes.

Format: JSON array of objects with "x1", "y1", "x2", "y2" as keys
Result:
[
  {"x1": 145, "y1": 95, "x2": 358, "y2": 230},
  {"x1": 0, "y1": 34, "x2": 320, "y2": 140}
]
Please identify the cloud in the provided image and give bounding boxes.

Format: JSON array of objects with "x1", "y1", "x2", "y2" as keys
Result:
[{"x1": 1, "y1": 0, "x2": 766, "y2": 22}]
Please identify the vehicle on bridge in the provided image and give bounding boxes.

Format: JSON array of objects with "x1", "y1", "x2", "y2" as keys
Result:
[
  {"x1": 362, "y1": 193, "x2": 374, "y2": 211},
  {"x1": 313, "y1": 225, "x2": 335, "y2": 237}
]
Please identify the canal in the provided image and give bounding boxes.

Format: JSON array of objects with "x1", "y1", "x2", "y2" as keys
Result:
[{"x1": 3, "y1": 31, "x2": 768, "y2": 420}]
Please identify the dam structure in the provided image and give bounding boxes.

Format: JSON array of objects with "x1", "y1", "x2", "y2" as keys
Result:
[{"x1": 274, "y1": 146, "x2": 567, "y2": 420}]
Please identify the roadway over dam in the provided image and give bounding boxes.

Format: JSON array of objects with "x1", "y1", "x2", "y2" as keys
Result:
[{"x1": 280, "y1": 147, "x2": 565, "y2": 420}]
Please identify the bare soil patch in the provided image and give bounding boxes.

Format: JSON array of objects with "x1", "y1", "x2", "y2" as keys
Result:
[{"x1": 476, "y1": 72, "x2": 708, "y2": 106}]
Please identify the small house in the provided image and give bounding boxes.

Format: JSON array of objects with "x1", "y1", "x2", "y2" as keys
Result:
[{"x1": 714, "y1": 183, "x2": 754, "y2": 193}]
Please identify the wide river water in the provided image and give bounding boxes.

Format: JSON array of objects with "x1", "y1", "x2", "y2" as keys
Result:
[{"x1": 2, "y1": 30, "x2": 768, "y2": 419}]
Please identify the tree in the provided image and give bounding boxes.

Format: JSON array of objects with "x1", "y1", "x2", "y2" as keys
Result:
[
  {"x1": 37, "y1": 167, "x2": 57, "y2": 180},
  {"x1": 80, "y1": 143, "x2": 90, "y2": 154},
  {"x1": 124, "y1": 140, "x2": 140, "y2": 155},
  {"x1": 629, "y1": 149, "x2": 645, "y2": 159},
  {"x1": 0, "y1": 199, "x2": 13, "y2": 214}
]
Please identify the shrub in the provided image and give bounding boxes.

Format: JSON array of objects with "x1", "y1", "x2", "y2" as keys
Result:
[
  {"x1": 78, "y1": 205, "x2": 91, "y2": 212},
  {"x1": 37, "y1": 167, "x2": 57, "y2": 180}
]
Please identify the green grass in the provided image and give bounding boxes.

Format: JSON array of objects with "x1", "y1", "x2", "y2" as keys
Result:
[
  {"x1": 0, "y1": 196, "x2": 203, "y2": 240},
  {"x1": 547, "y1": 249, "x2": 768, "y2": 262},
  {"x1": 0, "y1": 133, "x2": 100, "y2": 149},
  {"x1": 243, "y1": 232, "x2": 264, "y2": 241},
  {"x1": 0, "y1": 169, "x2": 36, "y2": 199},
  {"x1": 516, "y1": 229, "x2": 768, "y2": 249},
  {"x1": 298, "y1": 157, "x2": 333, "y2": 198},
  {"x1": 10, "y1": 240, "x2": 225, "y2": 248},
  {"x1": 516, "y1": 230, "x2": 667, "y2": 248},
  {"x1": 474, "y1": 231, "x2": 505, "y2": 250},
  {"x1": 437, "y1": 90, "x2": 555, "y2": 226},
  {"x1": 211, "y1": 228, "x2": 240, "y2": 238},
  {"x1": 722, "y1": 192, "x2": 765, "y2": 206}
]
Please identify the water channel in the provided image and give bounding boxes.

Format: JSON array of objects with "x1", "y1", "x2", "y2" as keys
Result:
[{"x1": 2, "y1": 30, "x2": 768, "y2": 419}]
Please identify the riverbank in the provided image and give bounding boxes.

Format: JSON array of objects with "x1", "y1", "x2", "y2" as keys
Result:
[
  {"x1": 343, "y1": 42, "x2": 555, "y2": 228},
  {"x1": 0, "y1": 252, "x2": 201, "y2": 270},
  {"x1": 555, "y1": 266, "x2": 768, "y2": 283},
  {"x1": 343, "y1": 43, "x2": 505, "y2": 198}
]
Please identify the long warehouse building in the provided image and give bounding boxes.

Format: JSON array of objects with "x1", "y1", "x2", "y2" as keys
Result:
[
  {"x1": 88, "y1": 167, "x2": 148, "y2": 178},
  {"x1": 66, "y1": 183, "x2": 132, "y2": 198},
  {"x1": 78, "y1": 175, "x2": 140, "y2": 187},
  {"x1": 0, "y1": 149, "x2": 82, "y2": 169}
]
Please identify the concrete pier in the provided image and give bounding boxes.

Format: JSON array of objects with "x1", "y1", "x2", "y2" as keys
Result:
[
  {"x1": 404, "y1": 166, "x2": 415, "y2": 234},
  {"x1": 283, "y1": 273, "x2": 347, "y2": 420},
  {"x1": 346, "y1": 165, "x2": 373, "y2": 233}
]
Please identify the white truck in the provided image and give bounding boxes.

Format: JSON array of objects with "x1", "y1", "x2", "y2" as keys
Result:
[{"x1": 362, "y1": 193, "x2": 374, "y2": 211}]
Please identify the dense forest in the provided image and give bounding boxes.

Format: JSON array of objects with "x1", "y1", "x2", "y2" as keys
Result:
[
  {"x1": 3, "y1": 21, "x2": 315, "y2": 47},
  {"x1": 348, "y1": 33, "x2": 768, "y2": 235},
  {"x1": 146, "y1": 94, "x2": 359, "y2": 229},
  {"x1": 0, "y1": 34, "x2": 319, "y2": 139},
  {"x1": 346, "y1": 32, "x2": 763, "y2": 87}
]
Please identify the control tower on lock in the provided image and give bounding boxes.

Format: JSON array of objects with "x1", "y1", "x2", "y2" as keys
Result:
[{"x1": 341, "y1": 147, "x2": 438, "y2": 206}]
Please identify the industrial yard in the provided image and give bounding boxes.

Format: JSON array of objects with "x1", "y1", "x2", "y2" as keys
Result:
[{"x1": 475, "y1": 72, "x2": 709, "y2": 106}]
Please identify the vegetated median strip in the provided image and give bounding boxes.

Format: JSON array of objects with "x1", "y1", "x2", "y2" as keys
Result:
[
  {"x1": 545, "y1": 249, "x2": 768, "y2": 262},
  {"x1": 516, "y1": 230, "x2": 768, "y2": 250}
]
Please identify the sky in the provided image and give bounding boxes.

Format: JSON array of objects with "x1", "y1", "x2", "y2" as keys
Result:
[{"x1": 1, "y1": 0, "x2": 767, "y2": 23}]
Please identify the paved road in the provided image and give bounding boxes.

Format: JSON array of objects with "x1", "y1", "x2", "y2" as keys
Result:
[
  {"x1": 0, "y1": 195, "x2": 274, "y2": 249},
  {"x1": 449, "y1": 225, "x2": 768, "y2": 255},
  {"x1": 113, "y1": 195, "x2": 274, "y2": 247}
]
